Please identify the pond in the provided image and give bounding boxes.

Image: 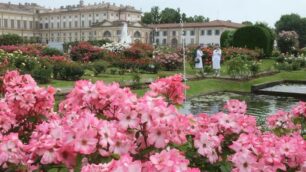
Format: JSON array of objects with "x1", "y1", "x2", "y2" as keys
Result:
[{"x1": 180, "y1": 92, "x2": 304, "y2": 126}]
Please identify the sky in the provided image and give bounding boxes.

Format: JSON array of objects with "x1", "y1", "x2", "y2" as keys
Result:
[{"x1": 6, "y1": 0, "x2": 306, "y2": 27}]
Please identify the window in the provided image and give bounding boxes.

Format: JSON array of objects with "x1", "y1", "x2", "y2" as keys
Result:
[
  {"x1": 215, "y1": 30, "x2": 220, "y2": 35},
  {"x1": 75, "y1": 21, "x2": 78, "y2": 27},
  {"x1": 23, "y1": 21, "x2": 27, "y2": 29},
  {"x1": 156, "y1": 39, "x2": 160, "y2": 45},
  {"x1": 117, "y1": 30, "x2": 121, "y2": 35},
  {"x1": 45, "y1": 23, "x2": 49, "y2": 29},
  {"x1": 162, "y1": 39, "x2": 167, "y2": 45},
  {"x1": 155, "y1": 31, "x2": 160, "y2": 36},
  {"x1": 82, "y1": 21, "x2": 85, "y2": 27},
  {"x1": 183, "y1": 31, "x2": 186, "y2": 36},
  {"x1": 163, "y1": 31, "x2": 167, "y2": 36},
  {"x1": 11, "y1": 19, "x2": 14, "y2": 28},
  {"x1": 57, "y1": 22, "x2": 60, "y2": 28},
  {"x1": 190, "y1": 30, "x2": 195, "y2": 36},
  {"x1": 0, "y1": 19, "x2": 2, "y2": 27},
  {"x1": 201, "y1": 30, "x2": 205, "y2": 35},
  {"x1": 191, "y1": 38, "x2": 195, "y2": 44},
  {"x1": 51, "y1": 23, "x2": 54, "y2": 29},
  {"x1": 96, "y1": 14, "x2": 99, "y2": 17},
  {"x1": 89, "y1": 20, "x2": 92, "y2": 26},
  {"x1": 207, "y1": 30, "x2": 212, "y2": 35},
  {"x1": 63, "y1": 22, "x2": 66, "y2": 28},
  {"x1": 4, "y1": 19, "x2": 8, "y2": 28},
  {"x1": 172, "y1": 31, "x2": 176, "y2": 36},
  {"x1": 17, "y1": 20, "x2": 21, "y2": 29},
  {"x1": 29, "y1": 21, "x2": 33, "y2": 29},
  {"x1": 69, "y1": 22, "x2": 72, "y2": 28}
]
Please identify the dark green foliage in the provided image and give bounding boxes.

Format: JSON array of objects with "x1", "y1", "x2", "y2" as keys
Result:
[
  {"x1": 275, "y1": 14, "x2": 306, "y2": 48},
  {"x1": 233, "y1": 26, "x2": 273, "y2": 57},
  {"x1": 31, "y1": 59, "x2": 53, "y2": 84},
  {"x1": 220, "y1": 30, "x2": 235, "y2": 48},
  {"x1": 141, "y1": 6, "x2": 209, "y2": 24},
  {"x1": 41, "y1": 47, "x2": 63, "y2": 56},
  {"x1": 86, "y1": 60, "x2": 109, "y2": 76},
  {"x1": 0, "y1": 34, "x2": 23, "y2": 45},
  {"x1": 53, "y1": 62, "x2": 84, "y2": 80}
]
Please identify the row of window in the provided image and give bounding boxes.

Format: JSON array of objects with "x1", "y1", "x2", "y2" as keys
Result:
[
  {"x1": 0, "y1": 19, "x2": 34, "y2": 29},
  {"x1": 41, "y1": 31, "x2": 142, "y2": 38},
  {"x1": 155, "y1": 29, "x2": 220, "y2": 37},
  {"x1": 40, "y1": 13, "x2": 138, "y2": 21}
]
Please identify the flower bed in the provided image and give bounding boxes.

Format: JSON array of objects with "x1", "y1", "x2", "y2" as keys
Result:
[{"x1": 0, "y1": 71, "x2": 305, "y2": 172}]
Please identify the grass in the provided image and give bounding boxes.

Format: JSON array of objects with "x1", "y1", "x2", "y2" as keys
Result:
[
  {"x1": 186, "y1": 69, "x2": 306, "y2": 97},
  {"x1": 44, "y1": 59, "x2": 306, "y2": 98}
]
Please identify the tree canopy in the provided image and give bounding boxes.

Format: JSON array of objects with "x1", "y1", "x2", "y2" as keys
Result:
[
  {"x1": 275, "y1": 14, "x2": 306, "y2": 48},
  {"x1": 141, "y1": 6, "x2": 209, "y2": 24}
]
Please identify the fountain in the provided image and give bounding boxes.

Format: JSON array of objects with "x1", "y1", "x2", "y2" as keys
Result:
[{"x1": 120, "y1": 22, "x2": 132, "y2": 44}]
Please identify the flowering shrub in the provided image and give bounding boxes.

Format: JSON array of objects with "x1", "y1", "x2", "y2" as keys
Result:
[
  {"x1": 222, "y1": 47, "x2": 262, "y2": 59},
  {"x1": 0, "y1": 72, "x2": 305, "y2": 172},
  {"x1": 0, "y1": 44, "x2": 44, "y2": 56},
  {"x1": 277, "y1": 31, "x2": 299, "y2": 54},
  {"x1": 274, "y1": 55, "x2": 306, "y2": 71},
  {"x1": 70, "y1": 41, "x2": 102, "y2": 61},
  {"x1": 123, "y1": 43, "x2": 154, "y2": 58},
  {"x1": 226, "y1": 55, "x2": 261, "y2": 79},
  {"x1": 112, "y1": 57, "x2": 159, "y2": 73},
  {"x1": 154, "y1": 52, "x2": 183, "y2": 71}
]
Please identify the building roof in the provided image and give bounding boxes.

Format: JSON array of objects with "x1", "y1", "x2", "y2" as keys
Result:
[
  {"x1": 41, "y1": 2, "x2": 141, "y2": 14},
  {"x1": 0, "y1": 2, "x2": 45, "y2": 12},
  {"x1": 148, "y1": 20, "x2": 244, "y2": 29}
]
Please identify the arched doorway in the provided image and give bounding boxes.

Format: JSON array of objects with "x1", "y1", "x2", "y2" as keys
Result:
[{"x1": 103, "y1": 31, "x2": 112, "y2": 39}]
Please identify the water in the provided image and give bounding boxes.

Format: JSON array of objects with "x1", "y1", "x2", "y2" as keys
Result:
[
  {"x1": 180, "y1": 92, "x2": 303, "y2": 126},
  {"x1": 260, "y1": 84, "x2": 306, "y2": 94},
  {"x1": 120, "y1": 22, "x2": 132, "y2": 44}
]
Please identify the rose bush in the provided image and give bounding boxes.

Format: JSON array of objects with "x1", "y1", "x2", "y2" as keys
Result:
[{"x1": 0, "y1": 71, "x2": 305, "y2": 172}]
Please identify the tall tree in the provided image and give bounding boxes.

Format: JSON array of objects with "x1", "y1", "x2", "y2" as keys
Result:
[
  {"x1": 275, "y1": 14, "x2": 306, "y2": 47},
  {"x1": 160, "y1": 8, "x2": 181, "y2": 23},
  {"x1": 141, "y1": 6, "x2": 160, "y2": 24}
]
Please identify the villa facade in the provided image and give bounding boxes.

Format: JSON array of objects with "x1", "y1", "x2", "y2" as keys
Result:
[
  {"x1": 0, "y1": 1, "x2": 243, "y2": 46},
  {"x1": 149, "y1": 20, "x2": 244, "y2": 47}
]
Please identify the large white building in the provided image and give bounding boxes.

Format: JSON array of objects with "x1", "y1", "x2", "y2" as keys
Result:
[
  {"x1": 0, "y1": 1, "x2": 151, "y2": 43},
  {"x1": 0, "y1": 1, "x2": 243, "y2": 46},
  {"x1": 149, "y1": 20, "x2": 243, "y2": 46}
]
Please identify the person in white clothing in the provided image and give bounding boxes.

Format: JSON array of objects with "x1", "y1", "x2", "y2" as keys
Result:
[
  {"x1": 194, "y1": 45, "x2": 204, "y2": 75},
  {"x1": 212, "y1": 44, "x2": 222, "y2": 77}
]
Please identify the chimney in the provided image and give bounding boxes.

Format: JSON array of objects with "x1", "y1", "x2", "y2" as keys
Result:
[{"x1": 80, "y1": 0, "x2": 84, "y2": 7}]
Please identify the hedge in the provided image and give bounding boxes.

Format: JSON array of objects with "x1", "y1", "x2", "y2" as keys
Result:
[
  {"x1": 232, "y1": 26, "x2": 273, "y2": 57},
  {"x1": 220, "y1": 30, "x2": 235, "y2": 48}
]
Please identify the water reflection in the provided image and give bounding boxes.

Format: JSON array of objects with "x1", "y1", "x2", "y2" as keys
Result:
[{"x1": 180, "y1": 92, "x2": 303, "y2": 125}]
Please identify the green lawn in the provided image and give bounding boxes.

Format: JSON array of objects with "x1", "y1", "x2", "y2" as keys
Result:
[
  {"x1": 186, "y1": 69, "x2": 306, "y2": 97},
  {"x1": 44, "y1": 59, "x2": 306, "y2": 98}
]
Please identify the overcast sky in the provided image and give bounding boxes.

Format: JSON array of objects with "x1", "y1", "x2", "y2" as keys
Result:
[{"x1": 6, "y1": 0, "x2": 306, "y2": 27}]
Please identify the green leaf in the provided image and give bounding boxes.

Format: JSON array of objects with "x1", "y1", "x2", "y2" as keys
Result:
[
  {"x1": 220, "y1": 162, "x2": 232, "y2": 172},
  {"x1": 74, "y1": 154, "x2": 83, "y2": 172}
]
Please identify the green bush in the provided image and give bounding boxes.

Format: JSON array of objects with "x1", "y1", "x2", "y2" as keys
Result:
[
  {"x1": 233, "y1": 26, "x2": 273, "y2": 57},
  {"x1": 53, "y1": 62, "x2": 84, "y2": 80},
  {"x1": 41, "y1": 47, "x2": 63, "y2": 56},
  {"x1": 226, "y1": 55, "x2": 260, "y2": 79},
  {"x1": 10, "y1": 53, "x2": 39, "y2": 73},
  {"x1": 0, "y1": 34, "x2": 23, "y2": 45},
  {"x1": 86, "y1": 60, "x2": 109, "y2": 76},
  {"x1": 220, "y1": 30, "x2": 235, "y2": 48},
  {"x1": 31, "y1": 59, "x2": 53, "y2": 84}
]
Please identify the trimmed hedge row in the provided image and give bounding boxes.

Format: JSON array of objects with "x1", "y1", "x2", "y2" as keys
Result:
[
  {"x1": 232, "y1": 26, "x2": 274, "y2": 57},
  {"x1": 220, "y1": 30, "x2": 235, "y2": 48}
]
